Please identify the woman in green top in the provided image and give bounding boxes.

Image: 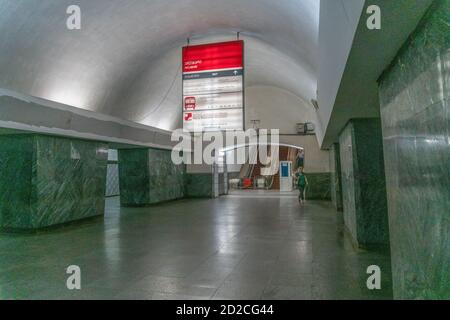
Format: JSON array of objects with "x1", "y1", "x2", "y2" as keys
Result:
[{"x1": 295, "y1": 167, "x2": 308, "y2": 204}]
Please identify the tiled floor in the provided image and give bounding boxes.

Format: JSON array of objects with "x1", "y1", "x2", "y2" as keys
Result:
[{"x1": 0, "y1": 192, "x2": 393, "y2": 300}]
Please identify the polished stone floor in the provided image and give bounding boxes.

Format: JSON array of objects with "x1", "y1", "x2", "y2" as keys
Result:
[{"x1": 0, "y1": 192, "x2": 393, "y2": 300}]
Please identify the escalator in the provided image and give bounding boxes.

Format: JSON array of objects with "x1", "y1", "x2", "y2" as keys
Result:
[{"x1": 237, "y1": 145, "x2": 301, "y2": 190}]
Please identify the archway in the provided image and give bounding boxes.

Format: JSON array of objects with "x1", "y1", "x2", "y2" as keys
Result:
[{"x1": 217, "y1": 142, "x2": 305, "y2": 195}]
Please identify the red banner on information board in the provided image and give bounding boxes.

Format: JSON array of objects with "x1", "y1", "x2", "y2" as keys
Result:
[
  {"x1": 182, "y1": 40, "x2": 243, "y2": 73},
  {"x1": 182, "y1": 40, "x2": 244, "y2": 131}
]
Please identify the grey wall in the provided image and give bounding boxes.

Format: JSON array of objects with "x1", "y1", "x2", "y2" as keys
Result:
[
  {"x1": 245, "y1": 86, "x2": 323, "y2": 139},
  {"x1": 378, "y1": 0, "x2": 449, "y2": 299}
]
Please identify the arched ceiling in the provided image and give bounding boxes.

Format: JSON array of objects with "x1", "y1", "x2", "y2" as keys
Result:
[{"x1": 0, "y1": 0, "x2": 320, "y2": 131}]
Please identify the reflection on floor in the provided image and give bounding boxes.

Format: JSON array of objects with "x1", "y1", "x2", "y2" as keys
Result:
[
  {"x1": 227, "y1": 189, "x2": 300, "y2": 198},
  {"x1": 0, "y1": 193, "x2": 393, "y2": 300}
]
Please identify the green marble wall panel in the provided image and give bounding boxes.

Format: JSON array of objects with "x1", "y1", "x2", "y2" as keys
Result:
[
  {"x1": 185, "y1": 174, "x2": 213, "y2": 198},
  {"x1": 378, "y1": 0, "x2": 449, "y2": 299},
  {"x1": 0, "y1": 134, "x2": 108, "y2": 230},
  {"x1": 118, "y1": 148, "x2": 150, "y2": 206},
  {"x1": 340, "y1": 124, "x2": 358, "y2": 243},
  {"x1": 329, "y1": 143, "x2": 343, "y2": 211},
  {"x1": 352, "y1": 119, "x2": 390, "y2": 246},
  {"x1": 339, "y1": 119, "x2": 390, "y2": 248},
  {"x1": 118, "y1": 148, "x2": 185, "y2": 206},
  {"x1": 147, "y1": 148, "x2": 185, "y2": 204},
  {"x1": 304, "y1": 172, "x2": 331, "y2": 200},
  {"x1": 0, "y1": 135, "x2": 34, "y2": 228}
]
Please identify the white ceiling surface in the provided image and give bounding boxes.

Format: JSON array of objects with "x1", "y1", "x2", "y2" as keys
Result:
[{"x1": 0, "y1": 0, "x2": 320, "y2": 132}]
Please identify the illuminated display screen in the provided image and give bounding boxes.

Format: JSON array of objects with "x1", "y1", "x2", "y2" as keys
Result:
[{"x1": 182, "y1": 40, "x2": 244, "y2": 131}]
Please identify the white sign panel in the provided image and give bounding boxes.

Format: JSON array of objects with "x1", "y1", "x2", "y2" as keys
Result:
[{"x1": 183, "y1": 108, "x2": 244, "y2": 132}]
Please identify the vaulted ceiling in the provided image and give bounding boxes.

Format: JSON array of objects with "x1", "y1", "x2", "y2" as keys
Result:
[{"x1": 0, "y1": 0, "x2": 320, "y2": 131}]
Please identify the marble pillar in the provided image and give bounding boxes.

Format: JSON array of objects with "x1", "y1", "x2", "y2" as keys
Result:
[
  {"x1": 330, "y1": 143, "x2": 343, "y2": 211},
  {"x1": 339, "y1": 119, "x2": 390, "y2": 248},
  {"x1": 304, "y1": 173, "x2": 331, "y2": 200},
  {"x1": 378, "y1": 0, "x2": 449, "y2": 299},
  {"x1": 118, "y1": 148, "x2": 185, "y2": 206},
  {"x1": 0, "y1": 134, "x2": 108, "y2": 230},
  {"x1": 185, "y1": 173, "x2": 214, "y2": 198}
]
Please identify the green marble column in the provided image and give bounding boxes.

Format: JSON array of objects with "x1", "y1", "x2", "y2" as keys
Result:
[
  {"x1": 0, "y1": 134, "x2": 108, "y2": 230},
  {"x1": 378, "y1": 0, "x2": 449, "y2": 299},
  {"x1": 329, "y1": 143, "x2": 343, "y2": 211},
  {"x1": 339, "y1": 119, "x2": 390, "y2": 248},
  {"x1": 118, "y1": 148, "x2": 185, "y2": 206},
  {"x1": 304, "y1": 173, "x2": 331, "y2": 200},
  {"x1": 185, "y1": 173, "x2": 214, "y2": 198}
]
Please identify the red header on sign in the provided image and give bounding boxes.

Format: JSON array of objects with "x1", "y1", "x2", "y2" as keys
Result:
[{"x1": 182, "y1": 40, "x2": 243, "y2": 73}]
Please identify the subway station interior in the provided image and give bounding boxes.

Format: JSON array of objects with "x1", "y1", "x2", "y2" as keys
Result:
[{"x1": 0, "y1": 0, "x2": 448, "y2": 301}]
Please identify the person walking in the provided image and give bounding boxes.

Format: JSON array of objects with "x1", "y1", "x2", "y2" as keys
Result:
[
  {"x1": 296, "y1": 149, "x2": 305, "y2": 169},
  {"x1": 295, "y1": 167, "x2": 308, "y2": 205}
]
